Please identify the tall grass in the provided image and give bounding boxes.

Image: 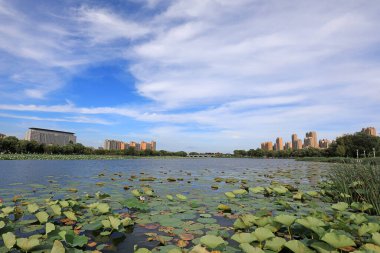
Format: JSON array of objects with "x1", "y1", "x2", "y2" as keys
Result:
[{"x1": 326, "y1": 163, "x2": 380, "y2": 215}]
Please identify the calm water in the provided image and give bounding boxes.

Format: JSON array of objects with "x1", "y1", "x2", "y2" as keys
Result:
[{"x1": 0, "y1": 158, "x2": 329, "y2": 188}]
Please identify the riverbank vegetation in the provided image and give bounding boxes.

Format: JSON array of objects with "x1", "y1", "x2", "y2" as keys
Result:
[
  {"x1": 0, "y1": 136, "x2": 187, "y2": 158},
  {"x1": 234, "y1": 132, "x2": 380, "y2": 160}
]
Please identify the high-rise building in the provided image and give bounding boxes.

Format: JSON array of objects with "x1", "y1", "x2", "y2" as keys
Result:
[
  {"x1": 291, "y1": 134, "x2": 298, "y2": 150},
  {"x1": 361, "y1": 127, "x2": 377, "y2": 136},
  {"x1": 141, "y1": 141, "x2": 152, "y2": 151},
  {"x1": 319, "y1": 139, "x2": 331, "y2": 149},
  {"x1": 25, "y1": 128, "x2": 76, "y2": 146},
  {"x1": 151, "y1": 141, "x2": 156, "y2": 151},
  {"x1": 284, "y1": 142, "x2": 292, "y2": 150},
  {"x1": 261, "y1": 142, "x2": 273, "y2": 151},
  {"x1": 0, "y1": 133, "x2": 5, "y2": 139},
  {"x1": 303, "y1": 137, "x2": 313, "y2": 148},
  {"x1": 306, "y1": 131, "x2": 318, "y2": 148},
  {"x1": 104, "y1": 140, "x2": 127, "y2": 150},
  {"x1": 129, "y1": 141, "x2": 141, "y2": 151},
  {"x1": 276, "y1": 137, "x2": 283, "y2": 151},
  {"x1": 296, "y1": 139, "x2": 303, "y2": 150}
]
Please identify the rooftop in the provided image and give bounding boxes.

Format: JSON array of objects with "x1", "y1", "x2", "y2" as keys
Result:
[{"x1": 29, "y1": 128, "x2": 75, "y2": 135}]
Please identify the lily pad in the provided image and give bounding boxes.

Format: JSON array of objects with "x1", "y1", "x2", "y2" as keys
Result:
[
  {"x1": 35, "y1": 211, "x2": 49, "y2": 224},
  {"x1": 16, "y1": 237, "x2": 40, "y2": 252},
  {"x1": 240, "y1": 243, "x2": 265, "y2": 253},
  {"x1": 321, "y1": 232, "x2": 356, "y2": 249},
  {"x1": 231, "y1": 232, "x2": 257, "y2": 244},
  {"x1": 2, "y1": 232, "x2": 16, "y2": 250},
  {"x1": 284, "y1": 240, "x2": 314, "y2": 253},
  {"x1": 265, "y1": 237, "x2": 286, "y2": 252},
  {"x1": 200, "y1": 234, "x2": 227, "y2": 249},
  {"x1": 252, "y1": 227, "x2": 275, "y2": 242},
  {"x1": 274, "y1": 214, "x2": 296, "y2": 227}
]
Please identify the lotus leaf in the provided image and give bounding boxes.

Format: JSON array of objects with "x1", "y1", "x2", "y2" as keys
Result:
[
  {"x1": 102, "y1": 219, "x2": 111, "y2": 228},
  {"x1": 83, "y1": 221, "x2": 103, "y2": 230},
  {"x1": 2, "y1": 232, "x2": 16, "y2": 249},
  {"x1": 321, "y1": 232, "x2": 356, "y2": 248},
  {"x1": 27, "y1": 203, "x2": 39, "y2": 213},
  {"x1": 59, "y1": 200, "x2": 69, "y2": 208},
  {"x1": 252, "y1": 227, "x2": 275, "y2": 242},
  {"x1": 217, "y1": 204, "x2": 231, "y2": 212},
  {"x1": 62, "y1": 230, "x2": 88, "y2": 247},
  {"x1": 373, "y1": 232, "x2": 380, "y2": 246},
  {"x1": 176, "y1": 194, "x2": 187, "y2": 201},
  {"x1": 197, "y1": 217, "x2": 217, "y2": 224},
  {"x1": 50, "y1": 204, "x2": 62, "y2": 215},
  {"x1": 231, "y1": 232, "x2": 257, "y2": 244},
  {"x1": 362, "y1": 243, "x2": 380, "y2": 252},
  {"x1": 306, "y1": 191, "x2": 319, "y2": 197},
  {"x1": 284, "y1": 240, "x2": 314, "y2": 253},
  {"x1": 272, "y1": 186, "x2": 288, "y2": 194},
  {"x1": 225, "y1": 192, "x2": 236, "y2": 198},
  {"x1": 2, "y1": 206, "x2": 14, "y2": 215},
  {"x1": 249, "y1": 186, "x2": 265, "y2": 193},
  {"x1": 254, "y1": 216, "x2": 272, "y2": 227},
  {"x1": 35, "y1": 211, "x2": 49, "y2": 223},
  {"x1": 293, "y1": 192, "x2": 304, "y2": 200},
  {"x1": 310, "y1": 241, "x2": 338, "y2": 253},
  {"x1": 189, "y1": 244, "x2": 209, "y2": 253},
  {"x1": 331, "y1": 202, "x2": 349, "y2": 211},
  {"x1": 132, "y1": 189, "x2": 141, "y2": 197},
  {"x1": 51, "y1": 240, "x2": 65, "y2": 253},
  {"x1": 240, "y1": 243, "x2": 265, "y2": 253},
  {"x1": 46, "y1": 222, "x2": 55, "y2": 235},
  {"x1": 200, "y1": 234, "x2": 227, "y2": 249},
  {"x1": 0, "y1": 221, "x2": 5, "y2": 229},
  {"x1": 166, "y1": 195, "x2": 174, "y2": 201},
  {"x1": 122, "y1": 217, "x2": 134, "y2": 226},
  {"x1": 97, "y1": 203, "x2": 110, "y2": 213},
  {"x1": 109, "y1": 216, "x2": 121, "y2": 229},
  {"x1": 296, "y1": 216, "x2": 325, "y2": 228},
  {"x1": 233, "y1": 189, "x2": 248, "y2": 195},
  {"x1": 265, "y1": 237, "x2": 286, "y2": 252},
  {"x1": 16, "y1": 237, "x2": 40, "y2": 252},
  {"x1": 274, "y1": 214, "x2": 296, "y2": 227},
  {"x1": 63, "y1": 211, "x2": 77, "y2": 221},
  {"x1": 359, "y1": 223, "x2": 380, "y2": 236},
  {"x1": 350, "y1": 213, "x2": 368, "y2": 225}
]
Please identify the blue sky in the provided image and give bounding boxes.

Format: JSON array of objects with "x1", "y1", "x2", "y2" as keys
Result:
[{"x1": 0, "y1": 0, "x2": 379, "y2": 152}]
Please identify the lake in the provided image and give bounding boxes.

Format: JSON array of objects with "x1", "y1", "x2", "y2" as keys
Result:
[{"x1": 0, "y1": 158, "x2": 333, "y2": 252}]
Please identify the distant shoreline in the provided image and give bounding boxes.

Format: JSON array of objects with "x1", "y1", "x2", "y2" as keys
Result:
[{"x1": 0, "y1": 154, "x2": 188, "y2": 160}]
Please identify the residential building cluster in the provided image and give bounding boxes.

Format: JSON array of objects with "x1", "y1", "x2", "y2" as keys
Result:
[
  {"x1": 103, "y1": 139, "x2": 156, "y2": 151},
  {"x1": 261, "y1": 131, "x2": 328, "y2": 151},
  {"x1": 25, "y1": 128, "x2": 76, "y2": 146},
  {"x1": 0, "y1": 133, "x2": 5, "y2": 139},
  {"x1": 260, "y1": 127, "x2": 377, "y2": 151}
]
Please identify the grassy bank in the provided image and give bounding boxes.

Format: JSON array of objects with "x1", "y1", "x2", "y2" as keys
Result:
[
  {"x1": 0, "y1": 154, "x2": 185, "y2": 160},
  {"x1": 296, "y1": 156, "x2": 380, "y2": 165}
]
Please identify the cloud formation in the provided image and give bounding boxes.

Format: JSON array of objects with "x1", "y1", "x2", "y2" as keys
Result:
[{"x1": 0, "y1": 0, "x2": 379, "y2": 151}]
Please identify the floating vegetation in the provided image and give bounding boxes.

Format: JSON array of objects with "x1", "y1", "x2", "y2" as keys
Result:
[{"x1": 0, "y1": 160, "x2": 379, "y2": 252}]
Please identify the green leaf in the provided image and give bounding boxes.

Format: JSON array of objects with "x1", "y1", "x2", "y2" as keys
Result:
[
  {"x1": 252, "y1": 227, "x2": 275, "y2": 242},
  {"x1": 372, "y1": 232, "x2": 380, "y2": 246},
  {"x1": 135, "y1": 248, "x2": 152, "y2": 253},
  {"x1": 225, "y1": 192, "x2": 236, "y2": 198},
  {"x1": 176, "y1": 194, "x2": 187, "y2": 201},
  {"x1": 274, "y1": 214, "x2": 296, "y2": 227},
  {"x1": 240, "y1": 243, "x2": 265, "y2": 253},
  {"x1": 310, "y1": 241, "x2": 338, "y2": 253},
  {"x1": 27, "y1": 203, "x2": 39, "y2": 213},
  {"x1": 293, "y1": 192, "x2": 304, "y2": 200},
  {"x1": 46, "y1": 222, "x2": 55, "y2": 235},
  {"x1": 200, "y1": 234, "x2": 227, "y2": 249},
  {"x1": 63, "y1": 211, "x2": 77, "y2": 221},
  {"x1": 272, "y1": 186, "x2": 288, "y2": 194},
  {"x1": 122, "y1": 217, "x2": 134, "y2": 226},
  {"x1": 50, "y1": 204, "x2": 62, "y2": 216},
  {"x1": 97, "y1": 203, "x2": 110, "y2": 214},
  {"x1": 231, "y1": 232, "x2": 257, "y2": 244},
  {"x1": 2, "y1": 206, "x2": 14, "y2": 215},
  {"x1": 109, "y1": 216, "x2": 121, "y2": 230},
  {"x1": 331, "y1": 202, "x2": 349, "y2": 211},
  {"x1": 359, "y1": 223, "x2": 380, "y2": 236},
  {"x1": 166, "y1": 195, "x2": 174, "y2": 201},
  {"x1": 265, "y1": 237, "x2": 286, "y2": 252},
  {"x1": 59, "y1": 200, "x2": 69, "y2": 208},
  {"x1": 131, "y1": 189, "x2": 141, "y2": 197},
  {"x1": 51, "y1": 240, "x2": 65, "y2": 253},
  {"x1": 0, "y1": 221, "x2": 5, "y2": 229},
  {"x1": 2, "y1": 232, "x2": 16, "y2": 249},
  {"x1": 16, "y1": 237, "x2": 40, "y2": 252},
  {"x1": 35, "y1": 211, "x2": 49, "y2": 224},
  {"x1": 321, "y1": 232, "x2": 356, "y2": 249},
  {"x1": 284, "y1": 240, "x2": 314, "y2": 253},
  {"x1": 232, "y1": 189, "x2": 248, "y2": 195},
  {"x1": 249, "y1": 186, "x2": 265, "y2": 193},
  {"x1": 296, "y1": 216, "x2": 325, "y2": 229}
]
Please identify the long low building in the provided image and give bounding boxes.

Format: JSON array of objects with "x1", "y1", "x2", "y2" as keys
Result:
[{"x1": 25, "y1": 128, "x2": 76, "y2": 146}]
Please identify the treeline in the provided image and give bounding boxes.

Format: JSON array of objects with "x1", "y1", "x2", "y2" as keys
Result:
[
  {"x1": 234, "y1": 132, "x2": 380, "y2": 158},
  {"x1": 0, "y1": 136, "x2": 187, "y2": 157}
]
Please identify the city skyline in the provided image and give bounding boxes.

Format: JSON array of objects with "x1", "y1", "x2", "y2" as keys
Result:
[{"x1": 0, "y1": 1, "x2": 379, "y2": 152}]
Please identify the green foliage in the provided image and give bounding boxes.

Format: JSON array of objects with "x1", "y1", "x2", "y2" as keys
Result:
[{"x1": 120, "y1": 198, "x2": 149, "y2": 211}]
